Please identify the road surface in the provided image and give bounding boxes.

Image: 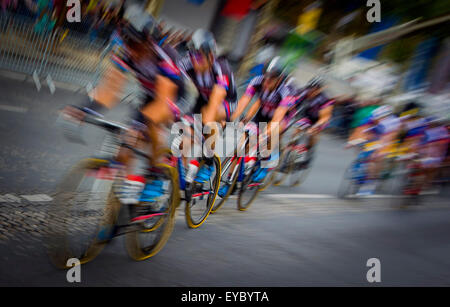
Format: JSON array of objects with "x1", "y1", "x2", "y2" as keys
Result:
[{"x1": 0, "y1": 73, "x2": 449, "y2": 286}]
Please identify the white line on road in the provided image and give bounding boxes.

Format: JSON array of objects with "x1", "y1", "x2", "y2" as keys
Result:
[
  {"x1": 261, "y1": 192, "x2": 439, "y2": 199},
  {"x1": 0, "y1": 105, "x2": 28, "y2": 113},
  {"x1": 20, "y1": 194, "x2": 53, "y2": 202},
  {"x1": 264, "y1": 193, "x2": 336, "y2": 199},
  {"x1": 0, "y1": 194, "x2": 52, "y2": 203},
  {"x1": 0, "y1": 194, "x2": 22, "y2": 203}
]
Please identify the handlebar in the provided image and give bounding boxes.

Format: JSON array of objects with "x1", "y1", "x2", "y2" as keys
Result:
[{"x1": 83, "y1": 114, "x2": 130, "y2": 134}]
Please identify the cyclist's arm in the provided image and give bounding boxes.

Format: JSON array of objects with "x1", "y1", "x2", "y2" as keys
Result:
[
  {"x1": 244, "y1": 99, "x2": 261, "y2": 122},
  {"x1": 266, "y1": 88, "x2": 294, "y2": 136},
  {"x1": 204, "y1": 84, "x2": 227, "y2": 124},
  {"x1": 141, "y1": 75, "x2": 178, "y2": 125},
  {"x1": 62, "y1": 63, "x2": 128, "y2": 121},
  {"x1": 232, "y1": 75, "x2": 261, "y2": 122},
  {"x1": 266, "y1": 105, "x2": 289, "y2": 138},
  {"x1": 92, "y1": 64, "x2": 129, "y2": 109},
  {"x1": 231, "y1": 94, "x2": 252, "y2": 121},
  {"x1": 314, "y1": 104, "x2": 334, "y2": 129}
]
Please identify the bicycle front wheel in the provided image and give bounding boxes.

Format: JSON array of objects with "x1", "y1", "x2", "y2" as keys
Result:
[
  {"x1": 237, "y1": 165, "x2": 262, "y2": 211},
  {"x1": 211, "y1": 156, "x2": 240, "y2": 214},
  {"x1": 185, "y1": 154, "x2": 221, "y2": 228},
  {"x1": 46, "y1": 158, "x2": 123, "y2": 269},
  {"x1": 337, "y1": 162, "x2": 360, "y2": 199}
]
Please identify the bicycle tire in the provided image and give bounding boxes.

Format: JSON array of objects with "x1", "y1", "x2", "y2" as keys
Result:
[
  {"x1": 185, "y1": 154, "x2": 221, "y2": 228},
  {"x1": 125, "y1": 163, "x2": 180, "y2": 261},
  {"x1": 272, "y1": 148, "x2": 291, "y2": 186},
  {"x1": 287, "y1": 149, "x2": 312, "y2": 187},
  {"x1": 237, "y1": 164, "x2": 261, "y2": 211},
  {"x1": 211, "y1": 156, "x2": 240, "y2": 214},
  {"x1": 337, "y1": 162, "x2": 360, "y2": 200},
  {"x1": 46, "y1": 158, "x2": 122, "y2": 269}
]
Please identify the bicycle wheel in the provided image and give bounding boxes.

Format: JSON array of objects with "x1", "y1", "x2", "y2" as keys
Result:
[
  {"x1": 47, "y1": 158, "x2": 123, "y2": 269},
  {"x1": 286, "y1": 145, "x2": 312, "y2": 187},
  {"x1": 258, "y1": 165, "x2": 276, "y2": 191},
  {"x1": 211, "y1": 156, "x2": 240, "y2": 213},
  {"x1": 337, "y1": 162, "x2": 360, "y2": 199},
  {"x1": 125, "y1": 163, "x2": 180, "y2": 261},
  {"x1": 237, "y1": 163, "x2": 262, "y2": 211},
  {"x1": 185, "y1": 154, "x2": 221, "y2": 228},
  {"x1": 271, "y1": 147, "x2": 291, "y2": 186},
  {"x1": 388, "y1": 162, "x2": 421, "y2": 208}
]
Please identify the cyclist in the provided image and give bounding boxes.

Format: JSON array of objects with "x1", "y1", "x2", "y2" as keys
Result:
[
  {"x1": 356, "y1": 104, "x2": 402, "y2": 195},
  {"x1": 416, "y1": 117, "x2": 449, "y2": 193},
  {"x1": 177, "y1": 29, "x2": 237, "y2": 185},
  {"x1": 397, "y1": 101, "x2": 428, "y2": 159},
  {"x1": 217, "y1": 56, "x2": 295, "y2": 197},
  {"x1": 299, "y1": 77, "x2": 335, "y2": 153},
  {"x1": 281, "y1": 76, "x2": 335, "y2": 171},
  {"x1": 62, "y1": 5, "x2": 185, "y2": 214}
]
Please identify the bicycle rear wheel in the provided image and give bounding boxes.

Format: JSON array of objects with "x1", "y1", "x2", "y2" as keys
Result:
[
  {"x1": 125, "y1": 163, "x2": 179, "y2": 261},
  {"x1": 47, "y1": 158, "x2": 123, "y2": 269},
  {"x1": 185, "y1": 154, "x2": 221, "y2": 228},
  {"x1": 211, "y1": 156, "x2": 240, "y2": 214}
]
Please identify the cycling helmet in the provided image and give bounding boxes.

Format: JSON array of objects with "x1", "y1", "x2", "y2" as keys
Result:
[
  {"x1": 263, "y1": 56, "x2": 288, "y2": 83},
  {"x1": 400, "y1": 101, "x2": 421, "y2": 118},
  {"x1": 284, "y1": 76, "x2": 297, "y2": 87},
  {"x1": 121, "y1": 4, "x2": 158, "y2": 44},
  {"x1": 371, "y1": 105, "x2": 393, "y2": 121},
  {"x1": 190, "y1": 29, "x2": 217, "y2": 56},
  {"x1": 306, "y1": 76, "x2": 325, "y2": 89}
]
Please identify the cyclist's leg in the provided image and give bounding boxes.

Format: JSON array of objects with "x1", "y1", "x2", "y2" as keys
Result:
[
  {"x1": 118, "y1": 76, "x2": 179, "y2": 207},
  {"x1": 141, "y1": 75, "x2": 180, "y2": 163},
  {"x1": 194, "y1": 97, "x2": 233, "y2": 183}
]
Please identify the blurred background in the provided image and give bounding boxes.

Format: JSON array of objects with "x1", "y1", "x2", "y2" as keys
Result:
[
  {"x1": 1, "y1": 0, "x2": 449, "y2": 133},
  {"x1": 0, "y1": 0, "x2": 450, "y2": 286}
]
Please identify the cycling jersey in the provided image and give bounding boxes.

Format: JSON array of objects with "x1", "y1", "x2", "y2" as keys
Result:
[
  {"x1": 302, "y1": 92, "x2": 334, "y2": 125},
  {"x1": 423, "y1": 126, "x2": 449, "y2": 144},
  {"x1": 421, "y1": 126, "x2": 449, "y2": 167},
  {"x1": 178, "y1": 55, "x2": 237, "y2": 121},
  {"x1": 364, "y1": 115, "x2": 401, "y2": 136},
  {"x1": 244, "y1": 75, "x2": 294, "y2": 123},
  {"x1": 109, "y1": 28, "x2": 185, "y2": 121},
  {"x1": 282, "y1": 87, "x2": 309, "y2": 127},
  {"x1": 403, "y1": 117, "x2": 428, "y2": 138}
]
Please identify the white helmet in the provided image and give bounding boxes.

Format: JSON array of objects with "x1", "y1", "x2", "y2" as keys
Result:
[
  {"x1": 371, "y1": 105, "x2": 393, "y2": 121},
  {"x1": 190, "y1": 29, "x2": 217, "y2": 55}
]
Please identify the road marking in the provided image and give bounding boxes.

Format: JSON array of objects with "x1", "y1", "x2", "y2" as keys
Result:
[
  {"x1": 20, "y1": 194, "x2": 53, "y2": 202},
  {"x1": 0, "y1": 194, "x2": 22, "y2": 203},
  {"x1": 264, "y1": 193, "x2": 335, "y2": 199},
  {"x1": 222, "y1": 191, "x2": 441, "y2": 200},
  {"x1": 0, "y1": 194, "x2": 52, "y2": 203},
  {"x1": 0, "y1": 105, "x2": 28, "y2": 113},
  {"x1": 262, "y1": 192, "x2": 439, "y2": 199}
]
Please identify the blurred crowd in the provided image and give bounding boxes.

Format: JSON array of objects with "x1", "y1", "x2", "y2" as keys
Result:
[{"x1": 0, "y1": 0, "x2": 197, "y2": 45}]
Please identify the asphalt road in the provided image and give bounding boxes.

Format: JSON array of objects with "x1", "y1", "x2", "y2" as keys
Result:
[{"x1": 0, "y1": 73, "x2": 450, "y2": 286}]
